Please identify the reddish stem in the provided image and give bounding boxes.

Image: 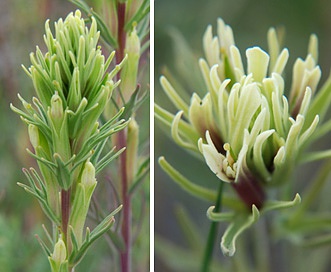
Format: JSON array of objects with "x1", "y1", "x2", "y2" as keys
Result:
[
  {"x1": 119, "y1": 129, "x2": 131, "y2": 272},
  {"x1": 61, "y1": 188, "x2": 71, "y2": 243},
  {"x1": 116, "y1": 2, "x2": 131, "y2": 272},
  {"x1": 116, "y1": 2, "x2": 127, "y2": 68}
]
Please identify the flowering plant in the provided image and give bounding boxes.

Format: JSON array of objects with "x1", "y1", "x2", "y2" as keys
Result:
[
  {"x1": 11, "y1": 0, "x2": 150, "y2": 269},
  {"x1": 156, "y1": 18, "x2": 331, "y2": 270}
]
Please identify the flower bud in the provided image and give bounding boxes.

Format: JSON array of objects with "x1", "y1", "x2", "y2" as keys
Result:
[
  {"x1": 51, "y1": 237, "x2": 67, "y2": 263},
  {"x1": 289, "y1": 55, "x2": 321, "y2": 116},
  {"x1": 189, "y1": 93, "x2": 214, "y2": 134},
  {"x1": 126, "y1": 118, "x2": 139, "y2": 183},
  {"x1": 81, "y1": 161, "x2": 97, "y2": 188},
  {"x1": 28, "y1": 124, "x2": 39, "y2": 149},
  {"x1": 120, "y1": 26, "x2": 140, "y2": 100},
  {"x1": 188, "y1": 93, "x2": 223, "y2": 151},
  {"x1": 69, "y1": 161, "x2": 97, "y2": 246},
  {"x1": 48, "y1": 236, "x2": 68, "y2": 272},
  {"x1": 50, "y1": 92, "x2": 64, "y2": 130}
]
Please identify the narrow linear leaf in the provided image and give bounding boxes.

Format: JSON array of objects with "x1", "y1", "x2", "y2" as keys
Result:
[
  {"x1": 262, "y1": 193, "x2": 301, "y2": 213},
  {"x1": 302, "y1": 233, "x2": 331, "y2": 248},
  {"x1": 221, "y1": 205, "x2": 260, "y2": 256},
  {"x1": 95, "y1": 147, "x2": 126, "y2": 174},
  {"x1": 124, "y1": 0, "x2": 150, "y2": 31},
  {"x1": 35, "y1": 234, "x2": 52, "y2": 257},
  {"x1": 206, "y1": 206, "x2": 234, "y2": 222},
  {"x1": 158, "y1": 156, "x2": 217, "y2": 202},
  {"x1": 128, "y1": 160, "x2": 150, "y2": 194},
  {"x1": 70, "y1": 0, "x2": 118, "y2": 47},
  {"x1": 42, "y1": 224, "x2": 54, "y2": 245}
]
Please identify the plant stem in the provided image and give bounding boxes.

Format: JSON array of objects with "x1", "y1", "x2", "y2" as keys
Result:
[
  {"x1": 201, "y1": 182, "x2": 224, "y2": 272},
  {"x1": 119, "y1": 129, "x2": 131, "y2": 272},
  {"x1": 61, "y1": 188, "x2": 72, "y2": 272},
  {"x1": 61, "y1": 188, "x2": 71, "y2": 243},
  {"x1": 116, "y1": 2, "x2": 131, "y2": 272},
  {"x1": 116, "y1": 2, "x2": 127, "y2": 65}
]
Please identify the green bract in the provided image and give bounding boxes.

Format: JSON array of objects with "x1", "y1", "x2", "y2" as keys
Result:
[
  {"x1": 48, "y1": 237, "x2": 68, "y2": 272},
  {"x1": 11, "y1": 10, "x2": 127, "y2": 269},
  {"x1": 156, "y1": 18, "x2": 331, "y2": 256}
]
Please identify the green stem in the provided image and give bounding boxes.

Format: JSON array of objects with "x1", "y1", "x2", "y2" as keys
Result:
[{"x1": 201, "y1": 182, "x2": 224, "y2": 272}]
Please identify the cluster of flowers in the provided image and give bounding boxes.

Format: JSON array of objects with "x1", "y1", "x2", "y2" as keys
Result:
[
  {"x1": 156, "y1": 18, "x2": 331, "y2": 256},
  {"x1": 11, "y1": 10, "x2": 127, "y2": 270}
]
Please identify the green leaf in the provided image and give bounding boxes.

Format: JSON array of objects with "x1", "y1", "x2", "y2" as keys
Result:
[
  {"x1": 121, "y1": 85, "x2": 149, "y2": 120},
  {"x1": 206, "y1": 206, "x2": 234, "y2": 222},
  {"x1": 48, "y1": 258, "x2": 69, "y2": 272},
  {"x1": 69, "y1": 0, "x2": 118, "y2": 48},
  {"x1": 35, "y1": 234, "x2": 52, "y2": 257},
  {"x1": 262, "y1": 193, "x2": 301, "y2": 213},
  {"x1": 221, "y1": 205, "x2": 260, "y2": 256},
  {"x1": 69, "y1": 205, "x2": 122, "y2": 265},
  {"x1": 70, "y1": 151, "x2": 93, "y2": 174},
  {"x1": 42, "y1": 224, "x2": 55, "y2": 246},
  {"x1": 154, "y1": 104, "x2": 200, "y2": 148},
  {"x1": 285, "y1": 213, "x2": 331, "y2": 234},
  {"x1": 129, "y1": 157, "x2": 150, "y2": 194},
  {"x1": 158, "y1": 156, "x2": 246, "y2": 210},
  {"x1": 67, "y1": 98, "x2": 88, "y2": 139},
  {"x1": 124, "y1": 0, "x2": 150, "y2": 32},
  {"x1": 166, "y1": 27, "x2": 205, "y2": 93},
  {"x1": 299, "y1": 149, "x2": 331, "y2": 164},
  {"x1": 80, "y1": 119, "x2": 128, "y2": 157},
  {"x1": 25, "y1": 149, "x2": 57, "y2": 175},
  {"x1": 158, "y1": 156, "x2": 217, "y2": 202},
  {"x1": 18, "y1": 180, "x2": 60, "y2": 225},
  {"x1": 302, "y1": 233, "x2": 331, "y2": 247},
  {"x1": 54, "y1": 153, "x2": 72, "y2": 190},
  {"x1": 69, "y1": 226, "x2": 79, "y2": 254},
  {"x1": 171, "y1": 111, "x2": 199, "y2": 152},
  {"x1": 69, "y1": 183, "x2": 88, "y2": 246},
  {"x1": 159, "y1": 76, "x2": 189, "y2": 117},
  {"x1": 90, "y1": 205, "x2": 122, "y2": 237},
  {"x1": 306, "y1": 72, "x2": 331, "y2": 129},
  {"x1": 95, "y1": 147, "x2": 126, "y2": 174}
]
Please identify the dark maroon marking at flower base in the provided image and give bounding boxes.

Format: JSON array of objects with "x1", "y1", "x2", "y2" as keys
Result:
[{"x1": 231, "y1": 171, "x2": 265, "y2": 210}]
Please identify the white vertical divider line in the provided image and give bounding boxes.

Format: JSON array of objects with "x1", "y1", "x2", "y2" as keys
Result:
[{"x1": 149, "y1": 0, "x2": 155, "y2": 271}]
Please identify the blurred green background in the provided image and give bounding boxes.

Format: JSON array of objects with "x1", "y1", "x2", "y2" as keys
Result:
[
  {"x1": 0, "y1": 1, "x2": 150, "y2": 271},
  {"x1": 155, "y1": 0, "x2": 331, "y2": 271}
]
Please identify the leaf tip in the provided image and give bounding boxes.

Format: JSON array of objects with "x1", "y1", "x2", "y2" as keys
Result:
[{"x1": 221, "y1": 243, "x2": 235, "y2": 257}]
